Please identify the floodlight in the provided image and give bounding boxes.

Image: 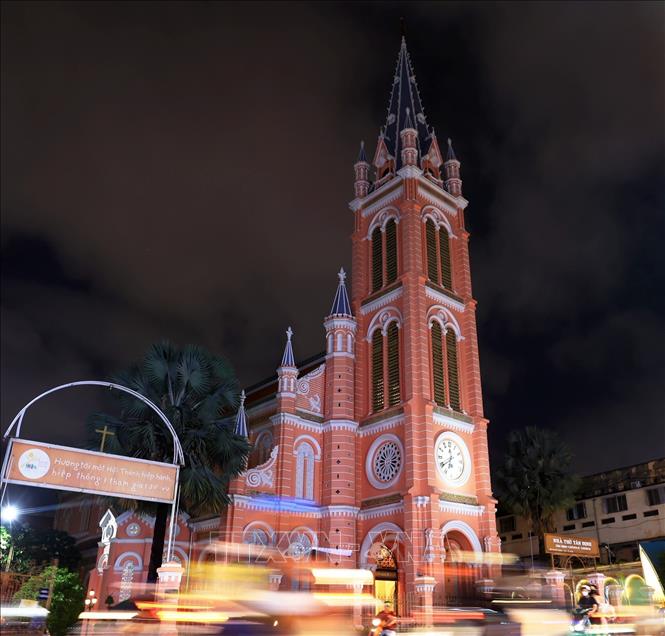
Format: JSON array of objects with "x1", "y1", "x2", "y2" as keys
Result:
[{"x1": 1, "y1": 505, "x2": 19, "y2": 523}]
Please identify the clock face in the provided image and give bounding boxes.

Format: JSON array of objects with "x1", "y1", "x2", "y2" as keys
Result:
[{"x1": 435, "y1": 433, "x2": 470, "y2": 485}]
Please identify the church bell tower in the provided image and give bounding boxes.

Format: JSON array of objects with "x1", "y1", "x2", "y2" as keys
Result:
[{"x1": 349, "y1": 37, "x2": 500, "y2": 615}]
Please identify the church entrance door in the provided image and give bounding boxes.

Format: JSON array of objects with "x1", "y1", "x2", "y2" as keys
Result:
[{"x1": 372, "y1": 543, "x2": 399, "y2": 614}]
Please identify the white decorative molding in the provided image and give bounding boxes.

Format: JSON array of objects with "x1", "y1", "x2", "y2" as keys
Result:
[
  {"x1": 366, "y1": 207, "x2": 401, "y2": 239},
  {"x1": 427, "y1": 304, "x2": 464, "y2": 339},
  {"x1": 358, "y1": 501, "x2": 404, "y2": 520},
  {"x1": 421, "y1": 205, "x2": 456, "y2": 238},
  {"x1": 417, "y1": 175, "x2": 466, "y2": 212},
  {"x1": 323, "y1": 419, "x2": 358, "y2": 432},
  {"x1": 425, "y1": 286, "x2": 466, "y2": 313},
  {"x1": 296, "y1": 364, "x2": 325, "y2": 394},
  {"x1": 321, "y1": 505, "x2": 360, "y2": 518},
  {"x1": 245, "y1": 446, "x2": 278, "y2": 488},
  {"x1": 293, "y1": 435, "x2": 322, "y2": 459},
  {"x1": 414, "y1": 496, "x2": 430, "y2": 508},
  {"x1": 357, "y1": 183, "x2": 405, "y2": 218},
  {"x1": 432, "y1": 410, "x2": 475, "y2": 434},
  {"x1": 233, "y1": 494, "x2": 321, "y2": 517},
  {"x1": 414, "y1": 575, "x2": 436, "y2": 594},
  {"x1": 359, "y1": 522, "x2": 404, "y2": 568},
  {"x1": 360, "y1": 286, "x2": 403, "y2": 316},
  {"x1": 323, "y1": 317, "x2": 357, "y2": 332},
  {"x1": 358, "y1": 413, "x2": 404, "y2": 437},
  {"x1": 366, "y1": 306, "x2": 403, "y2": 341},
  {"x1": 440, "y1": 519, "x2": 483, "y2": 557},
  {"x1": 397, "y1": 165, "x2": 423, "y2": 179},
  {"x1": 189, "y1": 517, "x2": 222, "y2": 532},
  {"x1": 439, "y1": 500, "x2": 486, "y2": 517}
]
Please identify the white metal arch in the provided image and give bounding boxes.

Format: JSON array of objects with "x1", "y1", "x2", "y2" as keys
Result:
[{"x1": 3, "y1": 380, "x2": 184, "y2": 465}]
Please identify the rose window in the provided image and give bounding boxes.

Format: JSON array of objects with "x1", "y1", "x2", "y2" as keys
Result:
[{"x1": 373, "y1": 441, "x2": 402, "y2": 483}]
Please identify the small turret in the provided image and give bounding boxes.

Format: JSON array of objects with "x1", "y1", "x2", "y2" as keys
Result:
[
  {"x1": 324, "y1": 268, "x2": 356, "y2": 358},
  {"x1": 444, "y1": 137, "x2": 462, "y2": 196},
  {"x1": 234, "y1": 390, "x2": 248, "y2": 437},
  {"x1": 277, "y1": 327, "x2": 297, "y2": 396},
  {"x1": 400, "y1": 107, "x2": 418, "y2": 167},
  {"x1": 353, "y1": 141, "x2": 370, "y2": 198}
]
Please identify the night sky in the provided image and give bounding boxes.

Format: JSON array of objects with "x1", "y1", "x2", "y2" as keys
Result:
[{"x1": 2, "y1": 1, "x2": 664, "y2": 493}]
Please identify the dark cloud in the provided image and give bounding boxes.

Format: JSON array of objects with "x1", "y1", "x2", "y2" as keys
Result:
[{"x1": 2, "y1": 1, "x2": 663, "y2": 481}]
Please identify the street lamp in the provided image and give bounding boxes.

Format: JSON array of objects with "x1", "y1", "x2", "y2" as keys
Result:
[
  {"x1": 1, "y1": 505, "x2": 19, "y2": 523},
  {"x1": 85, "y1": 590, "x2": 98, "y2": 611}
]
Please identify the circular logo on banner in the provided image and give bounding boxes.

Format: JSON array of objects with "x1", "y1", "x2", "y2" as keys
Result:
[{"x1": 17, "y1": 448, "x2": 51, "y2": 479}]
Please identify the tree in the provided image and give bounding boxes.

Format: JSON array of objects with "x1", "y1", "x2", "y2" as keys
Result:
[
  {"x1": 1, "y1": 524, "x2": 81, "y2": 573},
  {"x1": 88, "y1": 342, "x2": 251, "y2": 582},
  {"x1": 14, "y1": 565, "x2": 84, "y2": 636},
  {"x1": 494, "y1": 426, "x2": 580, "y2": 556}
]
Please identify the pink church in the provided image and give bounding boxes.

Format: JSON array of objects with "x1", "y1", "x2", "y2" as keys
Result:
[{"x1": 78, "y1": 36, "x2": 500, "y2": 618}]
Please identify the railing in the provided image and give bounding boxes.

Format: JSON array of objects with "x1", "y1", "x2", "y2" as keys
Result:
[{"x1": 0, "y1": 572, "x2": 33, "y2": 603}]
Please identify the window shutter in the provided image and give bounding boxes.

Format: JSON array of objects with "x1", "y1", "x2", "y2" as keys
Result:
[
  {"x1": 387, "y1": 322, "x2": 401, "y2": 407},
  {"x1": 439, "y1": 226, "x2": 452, "y2": 290},
  {"x1": 371, "y1": 330, "x2": 384, "y2": 412},
  {"x1": 446, "y1": 328, "x2": 461, "y2": 411},
  {"x1": 385, "y1": 219, "x2": 398, "y2": 284},
  {"x1": 371, "y1": 227, "x2": 383, "y2": 293},
  {"x1": 431, "y1": 322, "x2": 446, "y2": 406},
  {"x1": 425, "y1": 219, "x2": 438, "y2": 282}
]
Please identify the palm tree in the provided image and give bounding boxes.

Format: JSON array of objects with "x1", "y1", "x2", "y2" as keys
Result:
[
  {"x1": 494, "y1": 426, "x2": 580, "y2": 557},
  {"x1": 88, "y1": 342, "x2": 251, "y2": 582}
]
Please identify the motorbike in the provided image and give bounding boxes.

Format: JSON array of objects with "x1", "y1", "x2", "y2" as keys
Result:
[{"x1": 570, "y1": 607, "x2": 592, "y2": 633}]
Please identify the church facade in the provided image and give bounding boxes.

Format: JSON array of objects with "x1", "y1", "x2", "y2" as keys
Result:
[
  {"x1": 216, "y1": 37, "x2": 500, "y2": 613},
  {"x1": 81, "y1": 37, "x2": 500, "y2": 617}
]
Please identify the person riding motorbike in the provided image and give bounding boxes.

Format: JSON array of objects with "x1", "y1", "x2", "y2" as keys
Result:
[
  {"x1": 372, "y1": 601, "x2": 397, "y2": 636},
  {"x1": 571, "y1": 585, "x2": 598, "y2": 632}
]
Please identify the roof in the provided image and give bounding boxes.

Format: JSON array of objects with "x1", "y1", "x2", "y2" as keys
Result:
[
  {"x1": 329, "y1": 268, "x2": 352, "y2": 317},
  {"x1": 280, "y1": 326, "x2": 296, "y2": 368},
  {"x1": 382, "y1": 37, "x2": 433, "y2": 169}
]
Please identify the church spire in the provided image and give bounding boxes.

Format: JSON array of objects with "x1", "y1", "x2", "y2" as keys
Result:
[
  {"x1": 329, "y1": 268, "x2": 352, "y2": 317},
  {"x1": 383, "y1": 36, "x2": 432, "y2": 169},
  {"x1": 233, "y1": 390, "x2": 248, "y2": 437},
  {"x1": 280, "y1": 326, "x2": 296, "y2": 368}
]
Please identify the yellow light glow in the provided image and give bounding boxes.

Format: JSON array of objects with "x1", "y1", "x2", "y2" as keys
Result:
[
  {"x1": 157, "y1": 610, "x2": 229, "y2": 623},
  {"x1": 77, "y1": 611, "x2": 137, "y2": 620},
  {"x1": 310, "y1": 568, "x2": 374, "y2": 585}
]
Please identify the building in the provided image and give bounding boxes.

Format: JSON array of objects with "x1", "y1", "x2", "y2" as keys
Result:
[
  {"x1": 497, "y1": 458, "x2": 665, "y2": 564},
  {"x1": 77, "y1": 37, "x2": 501, "y2": 617}
]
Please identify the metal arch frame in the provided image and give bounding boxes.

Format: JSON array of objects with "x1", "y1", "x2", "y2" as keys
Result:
[{"x1": 2, "y1": 380, "x2": 185, "y2": 562}]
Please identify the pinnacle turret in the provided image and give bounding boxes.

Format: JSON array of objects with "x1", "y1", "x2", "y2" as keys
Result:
[
  {"x1": 329, "y1": 268, "x2": 352, "y2": 317},
  {"x1": 446, "y1": 137, "x2": 458, "y2": 162},
  {"x1": 444, "y1": 137, "x2": 462, "y2": 196},
  {"x1": 234, "y1": 390, "x2": 248, "y2": 437},
  {"x1": 357, "y1": 140, "x2": 367, "y2": 163},
  {"x1": 280, "y1": 326, "x2": 296, "y2": 368}
]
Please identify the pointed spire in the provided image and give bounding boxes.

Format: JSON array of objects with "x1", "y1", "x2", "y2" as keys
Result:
[
  {"x1": 280, "y1": 326, "x2": 296, "y2": 368},
  {"x1": 383, "y1": 36, "x2": 431, "y2": 169},
  {"x1": 357, "y1": 140, "x2": 367, "y2": 163},
  {"x1": 329, "y1": 268, "x2": 352, "y2": 317},
  {"x1": 446, "y1": 137, "x2": 458, "y2": 162},
  {"x1": 234, "y1": 390, "x2": 248, "y2": 437}
]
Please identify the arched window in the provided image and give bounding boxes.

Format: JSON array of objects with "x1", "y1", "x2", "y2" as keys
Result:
[
  {"x1": 385, "y1": 219, "x2": 398, "y2": 285},
  {"x1": 425, "y1": 218, "x2": 438, "y2": 282},
  {"x1": 431, "y1": 322, "x2": 446, "y2": 406},
  {"x1": 430, "y1": 321, "x2": 462, "y2": 411},
  {"x1": 295, "y1": 442, "x2": 315, "y2": 500},
  {"x1": 371, "y1": 330, "x2": 385, "y2": 412},
  {"x1": 386, "y1": 322, "x2": 400, "y2": 407},
  {"x1": 371, "y1": 322, "x2": 401, "y2": 413},
  {"x1": 439, "y1": 226, "x2": 452, "y2": 290},
  {"x1": 371, "y1": 227, "x2": 383, "y2": 293},
  {"x1": 424, "y1": 218, "x2": 454, "y2": 290},
  {"x1": 446, "y1": 329, "x2": 460, "y2": 411},
  {"x1": 256, "y1": 431, "x2": 273, "y2": 465}
]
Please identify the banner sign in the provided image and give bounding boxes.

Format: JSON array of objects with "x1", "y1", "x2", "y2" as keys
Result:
[
  {"x1": 2, "y1": 439, "x2": 178, "y2": 504},
  {"x1": 544, "y1": 533, "x2": 599, "y2": 557}
]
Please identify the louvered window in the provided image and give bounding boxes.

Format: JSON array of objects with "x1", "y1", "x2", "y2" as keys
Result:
[
  {"x1": 386, "y1": 322, "x2": 401, "y2": 407},
  {"x1": 439, "y1": 227, "x2": 452, "y2": 289},
  {"x1": 371, "y1": 330, "x2": 384, "y2": 412},
  {"x1": 446, "y1": 329, "x2": 461, "y2": 411},
  {"x1": 425, "y1": 219, "x2": 438, "y2": 282},
  {"x1": 431, "y1": 322, "x2": 446, "y2": 406},
  {"x1": 385, "y1": 219, "x2": 398, "y2": 285},
  {"x1": 371, "y1": 227, "x2": 383, "y2": 293}
]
